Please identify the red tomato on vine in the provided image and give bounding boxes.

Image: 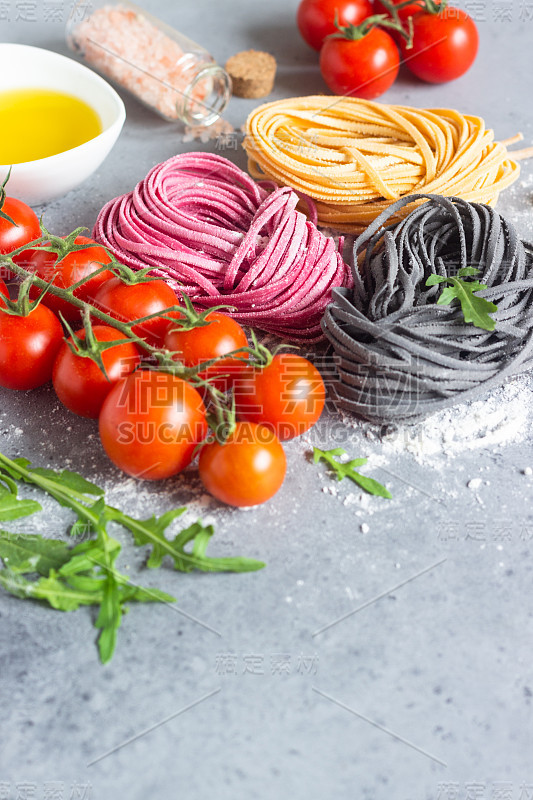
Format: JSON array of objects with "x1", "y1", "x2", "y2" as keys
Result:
[
  {"x1": 163, "y1": 311, "x2": 249, "y2": 392},
  {"x1": 94, "y1": 277, "x2": 178, "y2": 346},
  {"x1": 53, "y1": 325, "x2": 141, "y2": 419},
  {"x1": 0, "y1": 185, "x2": 41, "y2": 280},
  {"x1": 0, "y1": 296, "x2": 63, "y2": 391},
  {"x1": 399, "y1": 6, "x2": 478, "y2": 82},
  {"x1": 0, "y1": 197, "x2": 40, "y2": 258},
  {"x1": 25, "y1": 236, "x2": 114, "y2": 322},
  {"x1": 234, "y1": 353, "x2": 326, "y2": 441},
  {"x1": 198, "y1": 422, "x2": 287, "y2": 507},
  {"x1": 99, "y1": 370, "x2": 208, "y2": 480},
  {"x1": 319, "y1": 23, "x2": 400, "y2": 99},
  {"x1": 297, "y1": 0, "x2": 375, "y2": 50}
]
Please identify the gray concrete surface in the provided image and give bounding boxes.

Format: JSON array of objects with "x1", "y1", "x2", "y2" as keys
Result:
[{"x1": 1, "y1": 2, "x2": 533, "y2": 799}]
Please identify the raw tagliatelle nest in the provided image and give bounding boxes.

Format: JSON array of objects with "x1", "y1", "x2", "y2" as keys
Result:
[
  {"x1": 93, "y1": 152, "x2": 352, "y2": 342},
  {"x1": 322, "y1": 194, "x2": 533, "y2": 424},
  {"x1": 244, "y1": 96, "x2": 525, "y2": 234}
]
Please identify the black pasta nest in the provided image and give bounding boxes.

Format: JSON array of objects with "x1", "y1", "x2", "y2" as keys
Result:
[{"x1": 322, "y1": 194, "x2": 533, "y2": 424}]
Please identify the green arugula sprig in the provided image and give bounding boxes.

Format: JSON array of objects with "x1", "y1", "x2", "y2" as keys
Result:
[
  {"x1": 312, "y1": 447, "x2": 392, "y2": 499},
  {"x1": 0, "y1": 451, "x2": 264, "y2": 663},
  {"x1": 426, "y1": 267, "x2": 498, "y2": 331},
  {"x1": 0, "y1": 454, "x2": 174, "y2": 662}
]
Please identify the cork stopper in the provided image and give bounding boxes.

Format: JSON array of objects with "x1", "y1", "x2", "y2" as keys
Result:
[{"x1": 225, "y1": 50, "x2": 277, "y2": 99}]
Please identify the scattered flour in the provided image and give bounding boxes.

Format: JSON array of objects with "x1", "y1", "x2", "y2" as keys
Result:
[
  {"x1": 182, "y1": 118, "x2": 235, "y2": 144},
  {"x1": 300, "y1": 372, "x2": 533, "y2": 519},
  {"x1": 337, "y1": 374, "x2": 533, "y2": 466}
]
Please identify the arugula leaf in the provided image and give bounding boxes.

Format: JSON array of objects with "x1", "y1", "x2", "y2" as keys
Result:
[
  {"x1": 1, "y1": 461, "x2": 104, "y2": 509},
  {"x1": 0, "y1": 530, "x2": 70, "y2": 575},
  {"x1": 313, "y1": 447, "x2": 392, "y2": 499},
  {"x1": 115, "y1": 511, "x2": 265, "y2": 573},
  {"x1": 0, "y1": 474, "x2": 41, "y2": 521},
  {"x1": 0, "y1": 568, "x2": 104, "y2": 609},
  {"x1": 426, "y1": 268, "x2": 498, "y2": 331},
  {"x1": 95, "y1": 578, "x2": 122, "y2": 664},
  {"x1": 30, "y1": 467, "x2": 104, "y2": 496},
  {"x1": 58, "y1": 533, "x2": 121, "y2": 577}
]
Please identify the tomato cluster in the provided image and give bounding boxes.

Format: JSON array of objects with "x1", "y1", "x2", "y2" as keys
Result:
[
  {"x1": 297, "y1": 0, "x2": 479, "y2": 99},
  {"x1": 0, "y1": 193, "x2": 327, "y2": 508}
]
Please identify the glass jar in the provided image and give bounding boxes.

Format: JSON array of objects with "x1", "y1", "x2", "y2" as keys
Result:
[{"x1": 66, "y1": 0, "x2": 232, "y2": 126}]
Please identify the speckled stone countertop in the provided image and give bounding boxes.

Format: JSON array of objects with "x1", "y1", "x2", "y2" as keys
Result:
[{"x1": 1, "y1": 2, "x2": 533, "y2": 799}]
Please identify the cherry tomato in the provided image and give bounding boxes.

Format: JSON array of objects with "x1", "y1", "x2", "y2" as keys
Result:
[
  {"x1": 234, "y1": 353, "x2": 326, "y2": 441},
  {"x1": 99, "y1": 370, "x2": 208, "y2": 480},
  {"x1": 320, "y1": 28, "x2": 400, "y2": 99},
  {"x1": 164, "y1": 312, "x2": 249, "y2": 393},
  {"x1": 198, "y1": 422, "x2": 287, "y2": 507},
  {"x1": 24, "y1": 236, "x2": 114, "y2": 322},
  {"x1": 297, "y1": 0, "x2": 375, "y2": 51},
  {"x1": 53, "y1": 326, "x2": 141, "y2": 419},
  {"x1": 0, "y1": 196, "x2": 41, "y2": 281},
  {"x1": 0, "y1": 279, "x2": 7, "y2": 299},
  {"x1": 94, "y1": 277, "x2": 177, "y2": 346},
  {"x1": 399, "y1": 8, "x2": 478, "y2": 82},
  {"x1": 0, "y1": 299, "x2": 63, "y2": 390},
  {"x1": 0, "y1": 196, "x2": 41, "y2": 257}
]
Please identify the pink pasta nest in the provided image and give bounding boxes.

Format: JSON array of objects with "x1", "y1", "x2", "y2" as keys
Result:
[{"x1": 93, "y1": 153, "x2": 353, "y2": 341}]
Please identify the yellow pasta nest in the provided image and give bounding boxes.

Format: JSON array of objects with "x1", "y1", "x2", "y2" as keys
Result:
[{"x1": 244, "y1": 96, "x2": 521, "y2": 233}]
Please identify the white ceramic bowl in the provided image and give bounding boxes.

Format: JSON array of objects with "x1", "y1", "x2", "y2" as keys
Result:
[{"x1": 0, "y1": 44, "x2": 126, "y2": 205}]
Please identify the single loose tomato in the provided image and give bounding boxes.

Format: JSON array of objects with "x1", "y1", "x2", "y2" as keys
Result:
[
  {"x1": 164, "y1": 312, "x2": 249, "y2": 392},
  {"x1": 399, "y1": 7, "x2": 478, "y2": 82},
  {"x1": 234, "y1": 353, "x2": 326, "y2": 441},
  {"x1": 93, "y1": 277, "x2": 177, "y2": 346},
  {"x1": 99, "y1": 370, "x2": 208, "y2": 480},
  {"x1": 297, "y1": 0, "x2": 375, "y2": 50},
  {"x1": 24, "y1": 236, "x2": 114, "y2": 322},
  {"x1": 320, "y1": 27, "x2": 399, "y2": 99},
  {"x1": 53, "y1": 325, "x2": 141, "y2": 419},
  {"x1": 199, "y1": 422, "x2": 287, "y2": 507},
  {"x1": 0, "y1": 300, "x2": 63, "y2": 390}
]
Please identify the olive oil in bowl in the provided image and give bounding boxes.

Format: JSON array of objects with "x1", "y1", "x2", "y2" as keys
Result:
[{"x1": 0, "y1": 88, "x2": 102, "y2": 164}]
